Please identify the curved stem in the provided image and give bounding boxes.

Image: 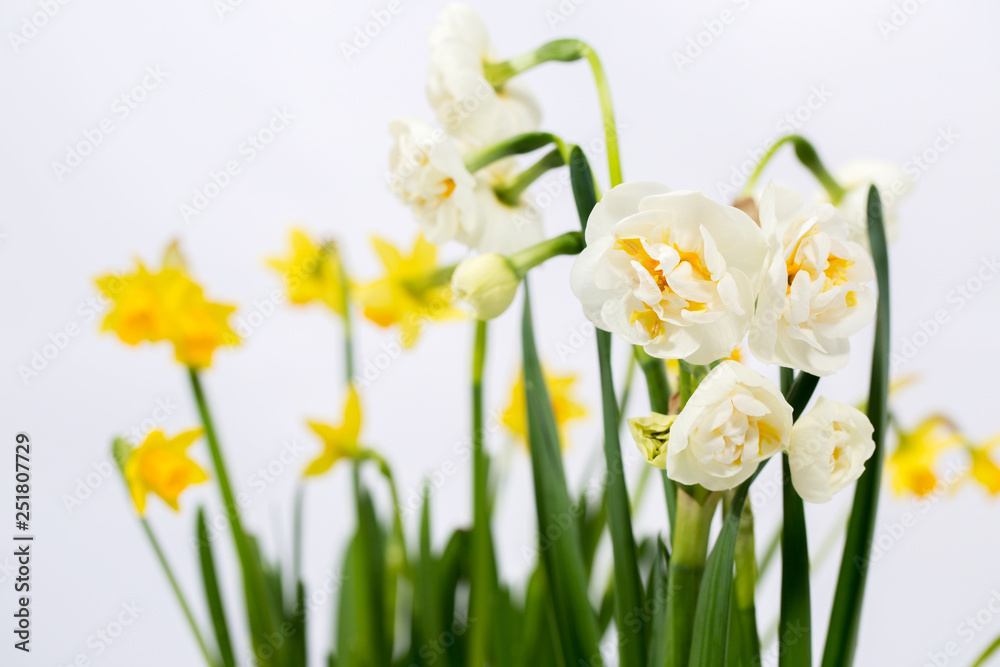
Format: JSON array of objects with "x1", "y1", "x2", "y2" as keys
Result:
[
  {"x1": 493, "y1": 147, "x2": 565, "y2": 206},
  {"x1": 141, "y1": 518, "x2": 216, "y2": 666},
  {"x1": 464, "y1": 132, "x2": 568, "y2": 173},
  {"x1": 741, "y1": 134, "x2": 846, "y2": 203},
  {"x1": 508, "y1": 231, "x2": 585, "y2": 276},
  {"x1": 484, "y1": 39, "x2": 622, "y2": 187}
]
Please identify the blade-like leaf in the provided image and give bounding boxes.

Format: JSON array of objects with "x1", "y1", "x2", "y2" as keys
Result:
[
  {"x1": 779, "y1": 368, "x2": 819, "y2": 667},
  {"x1": 822, "y1": 186, "x2": 890, "y2": 666},
  {"x1": 522, "y1": 286, "x2": 604, "y2": 665},
  {"x1": 196, "y1": 509, "x2": 235, "y2": 667},
  {"x1": 597, "y1": 327, "x2": 648, "y2": 667},
  {"x1": 647, "y1": 540, "x2": 671, "y2": 667}
]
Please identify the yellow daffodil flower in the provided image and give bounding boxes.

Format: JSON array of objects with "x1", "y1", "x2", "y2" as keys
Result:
[
  {"x1": 355, "y1": 234, "x2": 462, "y2": 348},
  {"x1": 970, "y1": 446, "x2": 1000, "y2": 495},
  {"x1": 304, "y1": 386, "x2": 363, "y2": 476},
  {"x1": 890, "y1": 416, "x2": 961, "y2": 497},
  {"x1": 266, "y1": 228, "x2": 346, "y2": 315},
  {"x1": 98, "y1": 247, "x2": 238, "y2": 368},
  {"x1": 502, "y1": 368, "x2": 587, "y2": 448},
  {"x1": 120, "y1": 429, "x2": 209, "y2": 514}
]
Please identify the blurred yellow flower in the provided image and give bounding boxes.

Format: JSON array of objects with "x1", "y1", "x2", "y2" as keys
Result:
[
  {"x1": 97, "y1": 248, "x2": 238, "y2": 368},
  {"x1": 970, "y1": 447, "x2": 1000, "y2": 495},
  {"x1": 267, "y1": 229, "x2": 346, "y2": 315},
  {"x1": 120, "y1": 429, "x2": 209, "y2": 514},
  {"x1": 502, "y1": 368, "x2": 587, "y2": 448},
  {"x1": 890, "y1": 416, "x2": 961, "y2": 497},
  {"x1": 356, "y1": 234, "x2": 462, "y2": 348},
  {"x1": 304, "y1": 386, "x2": 363, "y2": 476}
]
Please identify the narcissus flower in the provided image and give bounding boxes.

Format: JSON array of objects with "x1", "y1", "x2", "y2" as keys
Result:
[
  {"x1": 750, "y1": 184, "x2": 876, "y2": 377},
  {"x1": 829, "y1": 159, "x2": 913, "y2": 244},
  {"x1": 266, "y1": 229, "x2": 346, "y2": 315},
  {"x1": 570, "y1": 182, "x2": 768, "y2": 364},
  {"x1": 98, "y1": 248, "x2": 238, "y2": 368},
  {"x1": 451, "y1": 253, "x2": 519, "y2": 320},
  {"x1": 629, "y1": 413, "x2": 677, "y2": 469},
  {"x1": 889, "y1": 416, "x2": 961, "y2": 496},
  {"x1": 304, "y1": 386, "x2": 363, "y2": 476},
  {"x1": 117, "y1": 430, "x2": 209, "y2": 514},
  {"x1": 503, "y1": 368, "x2": 587, "y2": 448},
  {"x1": 666, "y1": 361, "x2": 792, "y2": 491},
  {"x1": 427, "y1": 3, "x2": 540, "y2": 146},
  {"x1": 356, "y1": 235, "x2": 463, "y2": 347},
  {"x1": 388, "y1": 118, "x2": 479, "y2": 247},
  {"x1": 787, "y1": 397, "x2": 875, "y2": 503},
  {"x1": 970, "y1": 446, "x2": 1000, "y2": 495}
]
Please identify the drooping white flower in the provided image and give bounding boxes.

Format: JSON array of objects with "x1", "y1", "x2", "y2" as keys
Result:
[
  {"x1": 750, "y1": 184, "x2": 876, "y2": 377},
  {"x1": 666, "y1": 361, "x2": 792, "y2": 491},
  {"x1": 427, "y1": 3, "x2": 540, "y2": 146},
  {"x1": 388, "y1": 117, "x2": 479, "y2": 247},
  {"x1": 388, "y1": 120, "x2": 542, "y2": 254},
  {"x1": 787, "y1": 396, "x2": 875, "y2": 503},
  {"x1": 829, "y1": 159, "x2": 913, "y2": 244},
  {"x1": 570, "y1": 182, "x2": 769, "y2": 364}
]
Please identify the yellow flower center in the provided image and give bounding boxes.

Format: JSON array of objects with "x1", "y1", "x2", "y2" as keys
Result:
[{"x1": 616, "y1": 236, "x2": 711, "y2": 338}]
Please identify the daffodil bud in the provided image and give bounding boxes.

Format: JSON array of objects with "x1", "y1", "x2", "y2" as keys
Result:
[
  {"x1": 628, "y1": 413, "x2": 677, "y2": 469},
  {"x1": 451, "y1": 253, "x2": 520, "y2": 320}
]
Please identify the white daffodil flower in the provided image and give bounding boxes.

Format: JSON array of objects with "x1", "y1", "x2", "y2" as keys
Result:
[
  {"x1": 570, "y1": 181, "x2": 768, "y2": 364},
  {"x1": 787, "y1": 396, "x2": 875, "y2": 503},
  {"x1": 829, "y1": 159, "x2": 913, "y2": 244},
  {"x1": 666, "y1": 361, "x2": 792, "y2": 491},
  {"x1": 427, "y1": 3, "x2": 541, "y2": 146},
  {"x1": 750, "y1": 183, "x2": 876, "y2": 377},
  {"x1": 388, "y1": 117, "x2": 479, "y2": 247}
]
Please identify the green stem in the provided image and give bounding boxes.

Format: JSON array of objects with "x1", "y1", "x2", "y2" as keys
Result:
[
  {"x1": 494, "y1": 147, "x2": 565, "y2": 206},
  {"x1": 509, "y1": 230, "x2": 585, "y2": 276},
  {"x1": 740, "y1": 135, "x2": 846, "y2": 203},
  {"x1": 403, "y1": 263, "x2": 457, "y2": 296},
  {"x1": 187, "y1": 369, "x2": 277, "y2": 657},
  {"x1": 731, "y1": 497, "x2": 761, "y2": 665},
  {"x1": 469, "y1": 319, "x2": 494, "y2": 666},
  {"x1": 337, "y1": 247, "x2": 355, "y2": 382},
  {"x1": 666, "y1": 490, "x2": 720, "y2": 667},
  {"x1": 140, "y1": 518, "x2": 216, "y2": 666},
  {"x1": 973, "y1": 634, "x2": 1000, "y2": 667},
  {"x1": 464, "y1": 132, "x2": 569, "y2": 173},
  {"x1": 484, "y1": 39, "x2": 622, "y2": 187}
]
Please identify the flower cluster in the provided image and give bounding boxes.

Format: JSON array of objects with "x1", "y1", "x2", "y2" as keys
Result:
[
  {"x1": 630, "y1": 361, "x2": 874, "y2": 500},
  {"x1": 98, "y1": 245, "x2": 238, "y2": 368},
  {"x1": 387, "y1": 6, "x2": 543, "y2": 256}
]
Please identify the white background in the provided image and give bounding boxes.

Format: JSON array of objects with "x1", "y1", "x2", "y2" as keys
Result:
[{"x1": 2, "y1": 0, "x2": 999, "y2": 665}]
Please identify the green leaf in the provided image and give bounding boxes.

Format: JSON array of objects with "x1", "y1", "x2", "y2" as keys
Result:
[
  {"x1": 569, "y1": 144, "x2": 598, "y2": 230},
  {"x1": 646, "y1": 540, "x2": 671, "y2": 667},
  {"x1": 779, "y1": 455, "x2": 811, "y2": 667},
  {"x1": 521, "y1": 286, "x2": 604, "y2": 665},
  {"x1": 197, "y1": 509, "x2": 235, "y2": 667},
  {"x1": 821, "y1": 186, "x2": 891, "y2": 666},
  {"x1": 688, "y1": 473, "x2": 760, "y2": 667},
  {"x1": 778, "y1": 368, "x2": 819, "y2": 667},
  {"x1": 596, "y1": 329, "x2": 648, "y2": 667}
]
